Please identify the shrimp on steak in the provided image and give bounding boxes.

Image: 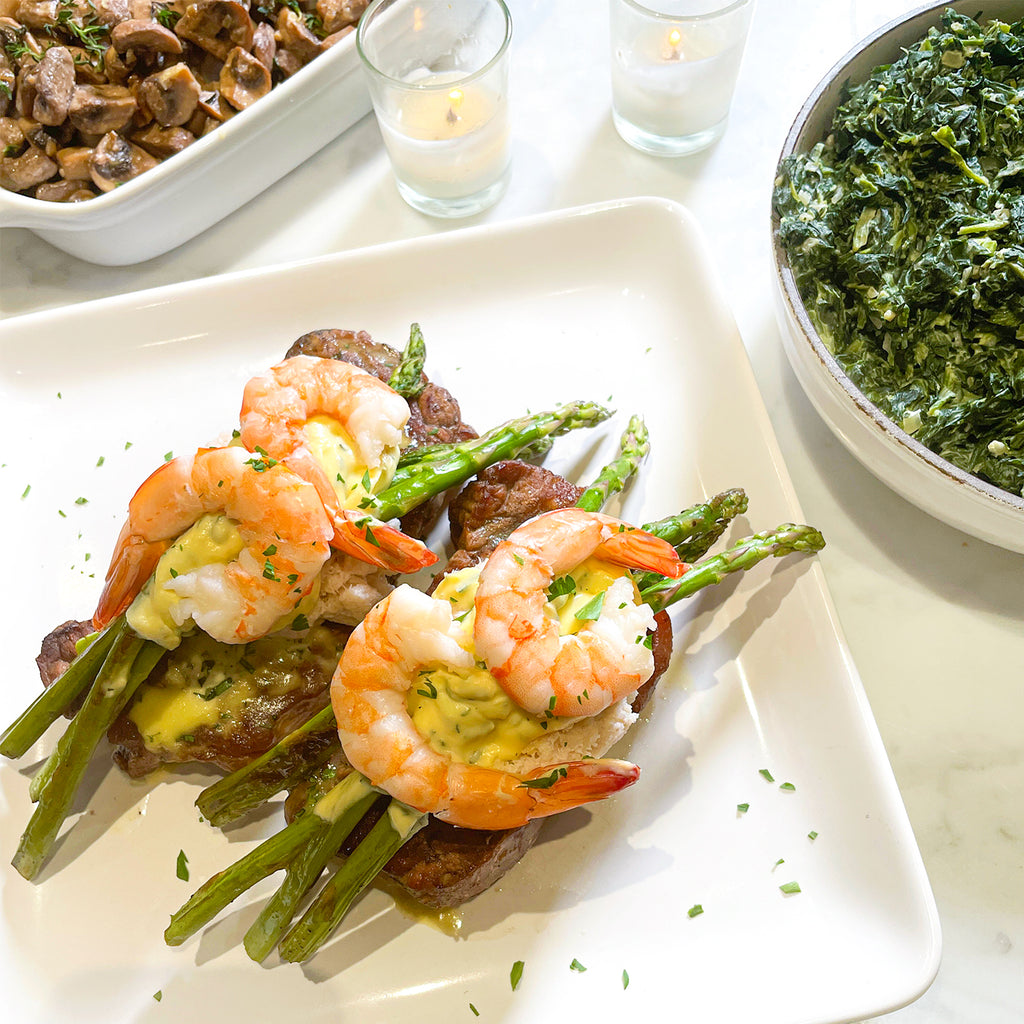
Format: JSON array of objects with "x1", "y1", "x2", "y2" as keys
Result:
[
  {"x1": 93, "y1": 446, "x2": 333, "y2": 649},
  {"x1": 474, "y1": 508, "x2": 685, "y2": 718},
  {"x1": 331, "y1": 585, "x2": 641, "y2": 830},
  {"x1": 239, "y1": 355, "x2": 437, "y2": 575}
]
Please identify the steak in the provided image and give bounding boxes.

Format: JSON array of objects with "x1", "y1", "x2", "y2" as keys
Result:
[
  {"x1": 443, "y1": 459, "x2": 585, "y2": 574},
  {"x1": 105, "y1": 624, "x2": 348, "y2": 779},
  {"x1": 36, "y1": 618, "x2": 94, "y2": 690}
]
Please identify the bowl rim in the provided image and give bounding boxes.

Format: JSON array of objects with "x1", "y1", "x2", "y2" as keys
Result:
[
  {"x1": 0, "y1": 24, "x2": 361, "y2": 224},
  {"x1": 771, "y1": 0, "x2": 1024, "y2": 519}
]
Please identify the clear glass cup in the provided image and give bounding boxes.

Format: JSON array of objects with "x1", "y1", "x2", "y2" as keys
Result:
[
  {"x1": 610, "y1": 0, "x2": 754, "y2": 157},
  {"x1": 357, "y1": 0, "x2": 512, "y2": 218}
]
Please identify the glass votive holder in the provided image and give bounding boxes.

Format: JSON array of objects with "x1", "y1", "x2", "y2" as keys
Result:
[
  {"x1": 357, "y1": 0, "x2": 512, "y2": 218},
  {"x1": 610, "y1": 0, "x2": 754, "y2": 157}
]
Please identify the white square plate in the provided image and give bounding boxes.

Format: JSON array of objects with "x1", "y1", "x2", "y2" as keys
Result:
[{"x1": 0, "y1": 198, "x2": 939, "y2": 1024}]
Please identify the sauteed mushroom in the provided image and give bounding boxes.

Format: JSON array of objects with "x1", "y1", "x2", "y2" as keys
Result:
[
  {"x1": 55, "y1": 144, "x2": 95, "y2": 179},
  {"x1": 68, "y1": 83, "x2": 138, "y2": 133},
  {"x1": 89, "y1": 129, "x2": 157, "y2": 190},
  {"x1": 0, "y1": 0, "x2": 367, "y2": 201},
  {"x1": 139, "y1": 62, "x2": 199, "y2": 125},
  {"x1": 31, "y1": 45, "x2": 74, "y2": 125},
  {"x1": 176, "y1": 0, "x2": 253, "y2": 61},
  {"x1": 13, "y1": 0, "x2": 58, "y2": 31},
  {"x1": 111, "y1": 18, "x2": 183, "y2": 54},
  {"x1": 218, "y1": 45, "x2": 269, "y2": 109},
  {"x1": 131, "y1": 121, "x2": 194, "y2": 157},
  {"x1": 0, "y1": 143, "x2": 56, "y2": 190}
]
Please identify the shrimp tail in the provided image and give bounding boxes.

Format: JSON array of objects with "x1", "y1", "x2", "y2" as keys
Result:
[
  {"x1": 521, "y1": 758, "x2": 641, "y2": 818},
  {"x1": 597, "y1": 527, "x2": 687, "y2": 579},
  {"x1": 93, "y1": 532, "x2": 168, "y2": 629},
  {"x1": 331, "y1": 510, "x2": 438, "y2": 574}
]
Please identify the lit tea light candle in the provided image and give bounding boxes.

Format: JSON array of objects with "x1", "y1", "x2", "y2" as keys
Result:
[
  {"x1": 610, "y1": 0, "x2": 753, "y2": 157},
  {"x1": 663, "y1": 27, "x2": 683, "y2": 59},
  {"x1": 357, "y1": 0, "x2": 512, "y2": 217},
  {"x1": 377, "y1": 71, "x2": 510, "y2": 201}
]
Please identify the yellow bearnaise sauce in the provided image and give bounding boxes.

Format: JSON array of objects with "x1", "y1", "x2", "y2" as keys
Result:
[
  {"x1": 127, "y1": 510, "x2": 321, "y2": 652},
  {"x1": 406, "y1": 557, "x2": 634, "y2": 768},
  {"x1": 127, "y1": 624, "x2": 344, "y2": 754},
  {"x1": 303, "y1": 414, "x2": 400, "y2": 511},
  {"x1": 127, "y1": 513, "x2": 246, "y2": 650}
]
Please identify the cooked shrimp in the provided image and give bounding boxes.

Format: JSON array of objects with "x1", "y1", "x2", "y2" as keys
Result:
[
  {"x1": 331, "y1": 584, "x2": 640, "y2": 830},
  {"x1": 239, "y1": 355, "x2": 436, "y2": 574},
  {"x1": 93, "y1": 446, "x2": 333, "y2": 648},
  {"x1": 473, "y1": 508, "x2": 685, "y2": 718}
]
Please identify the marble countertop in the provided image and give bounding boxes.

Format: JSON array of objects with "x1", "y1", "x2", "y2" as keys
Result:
[{"x1": 2, "y1": 1, "x2": 1022, "y2": 1020}]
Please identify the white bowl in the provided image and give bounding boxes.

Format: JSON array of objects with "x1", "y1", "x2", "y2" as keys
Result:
[
  {"x1": 0, "y1": 34, "x2": 370, "y2": 266},
  {"x1": 772, "y1": 0, "x2": 1024, "y2": 553}
]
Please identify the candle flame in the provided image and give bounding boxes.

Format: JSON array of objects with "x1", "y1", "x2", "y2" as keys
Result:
[
  {"x1": 446, "y1": 87, "x2": 464, "y2": 125},
  {"x1": 665, "y1": 27, "x2": 682, "y2": 60}
]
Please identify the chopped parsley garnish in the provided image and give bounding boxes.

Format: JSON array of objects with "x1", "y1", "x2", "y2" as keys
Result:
[
  {"x1": 574, "y1": 592, "x2": 605, "y2": 621},
  {"x1": 262, "y1": 560, "x2": 279, "y2": 581},
  {"x1": 519, "y1": 767, "x2": 568, "y2": 789},
  {"x1": 779, "y1": 881, "x2": 802, "y2": 895},
  {"x1": 779, "y1": 782, "x2": 796, "y2": 791},
  {"x1": 469, "y1": 1005, "x2": 479, "y2": 1017},
  {"x1": 759, "y1": 768, "x2": 775, "y2": 782},
  {"x1": 155, "y1": 5, "x2": 180, "y2": 28},
  {"x1": 416, "y1": 675, "x2": 438, "y2": 699},
  {"x1": 510, "y1": 960, "x2": 524, "y2": 990},
  {"x1": 246, "y1": 447, "x2": 278, "y2": 472},
  {"x1": 737, "y1": 802, "x2": 749, "y2": 814},
  {"x1": 21, "y1": 485, "x2": 29, "y2": 499},
  {"x1": 622, "y1": 969, "x2": 630, "y2": 989},
  {"x1": 808, "y1": 830, "x2": 819, "y2": 841},
  {"x1": 687, "y1": 904, "x2": 704, "y2": 918},
  {"x1": 263, "y1": 544, "x2": 277, "y2": 556},
  {"x1": 291, "y1": 613, "x2": 310, "y2": 631},
  {"x1": 175, "y1": 850, "x2": 189, "y2": 881},
  {"x1": 569, "y1": 958, "x2": 587, "y2": 973},
  {"x1": 164, "y1": 451, "x2": 173, "y2": 462},
  {"x1": 546, "y1": 574, "x2": 576, "y2": 600},
  {"x1": 74, "y1": 497, "x2": 88, "y2": 505},
  {"x1": 199, "y1": 679, "x2": 234, "y2": 701},
  {"x1": 153, "y1": 991, "x2": 162, "y2": 1002}
]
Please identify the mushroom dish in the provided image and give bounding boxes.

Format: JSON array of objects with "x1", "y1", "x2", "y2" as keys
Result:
[{"x1": 0, "y1": 0, "x2": 368, "y2": 201}]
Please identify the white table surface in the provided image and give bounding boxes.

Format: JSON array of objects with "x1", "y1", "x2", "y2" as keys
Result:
[{"x1": 2, "y1": 1, "x2": 1022, "y2": 1021}]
